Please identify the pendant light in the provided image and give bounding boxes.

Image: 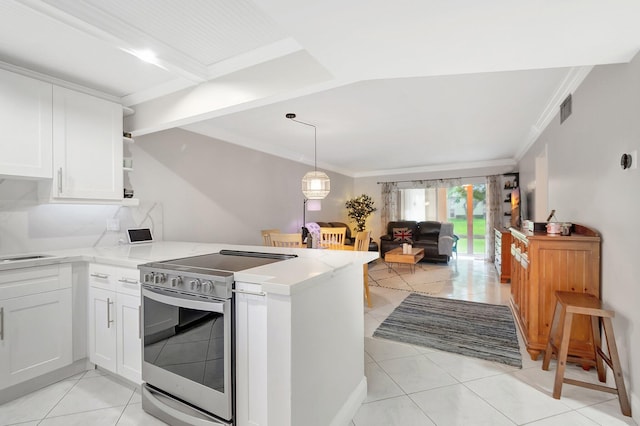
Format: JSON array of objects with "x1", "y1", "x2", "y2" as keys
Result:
[{"x1": 286, "y1": 113, "x2": 330, "y2": 199}]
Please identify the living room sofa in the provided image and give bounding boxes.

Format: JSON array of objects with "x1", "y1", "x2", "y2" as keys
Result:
[{"x1": 380, "y1": 220, "x2": 455, "y2": 263}]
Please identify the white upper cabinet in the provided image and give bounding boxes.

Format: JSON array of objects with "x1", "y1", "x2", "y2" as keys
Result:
[
  {"x1": 0, "y1": 68, "x2": 53, "y2": 179},
  {"x1": 49, "y1": 86, "x2": 123, "y2": 201}
]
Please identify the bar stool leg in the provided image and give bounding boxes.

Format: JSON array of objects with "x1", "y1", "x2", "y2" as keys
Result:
[
  {"x1": 602, "y1": 317, "x2": 631, "y2": 416},
  {"x1": 543, "y1": 300, "x2": 561, "y2": 371},
  {"x1": 590, "y1": 315, "x2": 606, "y2": 383},
  {"x1": 363, "y1": 264, "x2": 372, "y2": 308},
  {"x1": 552, "y1": 311, "x2": 574, "y2": 399}
]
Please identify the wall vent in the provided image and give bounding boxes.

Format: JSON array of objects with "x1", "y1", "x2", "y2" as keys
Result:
[{"x1": 560, "y1": 94, "x2": 572, "y2": 124}]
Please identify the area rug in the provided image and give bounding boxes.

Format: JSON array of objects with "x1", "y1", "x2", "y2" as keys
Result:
[{"x1": 373, "y1": 293, "x2": 522, "y2": 368}]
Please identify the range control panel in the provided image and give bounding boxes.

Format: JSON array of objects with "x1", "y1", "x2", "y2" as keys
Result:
[{"x1": 139, "y1": 268, "x2": 234, "y2": 299}]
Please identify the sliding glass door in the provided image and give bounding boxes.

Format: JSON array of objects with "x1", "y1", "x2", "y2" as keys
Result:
[{"x1": 400, "y1": 181, "x2": 487, "y2": 257}]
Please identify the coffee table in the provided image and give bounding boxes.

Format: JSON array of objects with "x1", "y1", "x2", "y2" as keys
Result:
[{"x1": 384, "y1": 247, "x2": 424, "y2": 273}]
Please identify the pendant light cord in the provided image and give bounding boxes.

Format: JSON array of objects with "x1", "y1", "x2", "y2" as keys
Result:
[{"x1": 286, "y1": 115, "x2": 318, "y2": 172}]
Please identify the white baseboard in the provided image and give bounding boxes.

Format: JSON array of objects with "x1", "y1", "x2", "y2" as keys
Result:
[
  {"x1": 631, "y1": 391, "x2": 639, "y2": 423},
  {"x1": 330, "y1": 376, "x2": 367, "y2": 426}
]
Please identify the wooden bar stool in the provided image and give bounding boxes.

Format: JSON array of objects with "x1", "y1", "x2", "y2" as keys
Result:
[{"x1": 542, "y1": 291, "x2": 631, "y2": 417}]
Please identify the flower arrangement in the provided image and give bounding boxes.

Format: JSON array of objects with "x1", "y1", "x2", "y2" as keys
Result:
[{"x1": 345, "y1": 194, "x2": 377, "y2": 232}]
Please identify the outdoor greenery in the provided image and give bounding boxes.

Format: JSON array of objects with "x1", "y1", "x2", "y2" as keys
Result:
[
  {"x1": 456, "y1": 235, "x2": 486, "y2": 254},
  {"x1": 450, "y1": 217, "x2": 486, "y2": 236},
  {"x1": 450, "y1": 217, "x2": 487, "y2": 255},
  {"x1": 345, "y1": 194, "x2": 377, "y2": 232},
  {"x1": 448, "y1": 185, "x2": 486, "y2": 212}
]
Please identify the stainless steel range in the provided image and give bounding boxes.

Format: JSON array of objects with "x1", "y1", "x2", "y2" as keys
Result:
[{"x1": 138, "y1": 250, "x2": 295, "y2": 426}]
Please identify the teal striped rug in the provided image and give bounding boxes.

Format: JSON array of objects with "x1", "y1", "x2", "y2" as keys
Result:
[{"x1": 373, "y1": 293, "x2": 522, "y2": 368}]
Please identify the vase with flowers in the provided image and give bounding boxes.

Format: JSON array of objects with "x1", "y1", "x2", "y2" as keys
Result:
[{"x1": 345, "y1": 194, "x2": 377, "y2": 232}]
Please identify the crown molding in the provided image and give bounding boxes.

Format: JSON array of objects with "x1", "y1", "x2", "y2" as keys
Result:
[
  {"x1": 352, "y1": 158, "x2": 518, "y2": 178},
  {"x1": 515, "y1": 65, "x2": 593, "y2": 160},
  {"x1": 0, "y1": 60, "x2": 121, "y2": 103}
]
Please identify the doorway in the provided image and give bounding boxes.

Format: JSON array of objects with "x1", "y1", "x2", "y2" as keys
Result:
[{"x1": 400, "y1": 182, "x2": 486, "y2": 257}]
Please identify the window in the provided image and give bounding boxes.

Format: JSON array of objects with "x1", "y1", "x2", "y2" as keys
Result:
[{"x1": 399, "y1": 183, "x2": 487, "y2": 257}]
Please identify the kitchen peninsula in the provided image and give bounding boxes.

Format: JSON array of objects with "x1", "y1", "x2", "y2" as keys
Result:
[{"x1": 0, "y1": 242, "x2": 378, "y2": 426}]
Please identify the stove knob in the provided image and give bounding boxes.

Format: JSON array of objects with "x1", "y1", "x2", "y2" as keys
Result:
[
  {"x1": 170, "y1": 277, "x2": 182, "y2": 288},
  {"x1": 189, "y1": 279, "x2": 201, "y2": 291},
  {"x1": 143, "y1": 273, "x2": 154, "y2": 283},
  {"x1": 153, "y1": 273, "x2": 165, "y2": 284},
  {"x1": 201, "y1": 280, "x2": 213, "y2": 293}
]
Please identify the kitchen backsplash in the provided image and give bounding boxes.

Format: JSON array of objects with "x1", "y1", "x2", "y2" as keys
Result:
[{"x1": 0, "y1": 179, "x2": 162, "y2": 255}]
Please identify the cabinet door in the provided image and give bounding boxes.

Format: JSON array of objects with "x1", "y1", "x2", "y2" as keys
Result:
[
  {"x1": 0, "y1": 68, "x2": 52, "y2": 178},
  {"x1": 52, "y1": 86, "x2": 123, "y2": 200},
  {"x1": 116, "y1": 293, "x2": 141, "y2": 384},
  {"x1": 235, "y1": 282, "x2": 268, "y2": 426},
  {"x1": 88, "y1": 287, "x2": 117, "y2": 373},
  {"x1": 0, "y1": 288, "x2": 72, "y2": 389}
]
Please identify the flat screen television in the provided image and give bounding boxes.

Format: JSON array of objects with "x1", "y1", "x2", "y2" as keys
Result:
[{"x1": 510, "y1": 187, "x2": 521, "y2": 228}]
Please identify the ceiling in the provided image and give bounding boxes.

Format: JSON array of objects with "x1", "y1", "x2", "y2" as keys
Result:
[{"x1": 2, "y1": 0, "x2": 640, "y2": 177}]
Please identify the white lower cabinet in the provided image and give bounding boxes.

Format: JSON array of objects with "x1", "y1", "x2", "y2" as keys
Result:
[
  {"x1": 88, "y1": 264, "x2": 141, "y2": 384},
  {"x1": 0, "y1": 265, "x2": 72, "y2": 390},
  {"x1": 88, "y1": 286, "x2": 117, "y2": 372},
  {"x1": 235, "y1": 282, "x2": 268, "y2": 426},
  {"x1": 116, "y1": 292, "x2": 142, "y2": 383}
]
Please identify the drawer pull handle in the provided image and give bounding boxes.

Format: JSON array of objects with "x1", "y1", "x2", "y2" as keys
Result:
[
  {"x1": 231, "y1": 288, "x2": 266, "y2": 297},
  {"x1": 118, "y1": 278, "x2": 139, "y2": 285},
  {"x1": 107, "y1": 297, "x2": 114, "y2": 328},
  {"x1": 0, "y1": 307, "x2": 4, "y2": 341},
  {"x1": 90, "y1": 273, "x2": 109, "y2": 279}
]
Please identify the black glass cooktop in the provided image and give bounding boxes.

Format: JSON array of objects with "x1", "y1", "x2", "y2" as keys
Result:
[{"x1": 143, "y1": 250, "x2": 296, "y2": 274}]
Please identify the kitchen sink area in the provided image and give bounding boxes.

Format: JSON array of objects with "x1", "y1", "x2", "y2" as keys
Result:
[{"x1": 0, "y1": 254, "x2": 54, "y2": 263}]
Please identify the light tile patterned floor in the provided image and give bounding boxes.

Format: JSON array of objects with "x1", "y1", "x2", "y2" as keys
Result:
[
  {"x1": 1, "y1": 257, "x2": 636, "y2": 426},
  {"x1": 356, "y1": 256, "x2": 638, "y2": 426}
]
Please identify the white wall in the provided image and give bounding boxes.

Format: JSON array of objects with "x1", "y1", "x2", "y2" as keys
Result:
[
  {"x1": 519, "y1": 54, "x2": 640, "y2": 417},
  {"x1": 131, "y1": 128, "x2": 354, "y2": 245}
]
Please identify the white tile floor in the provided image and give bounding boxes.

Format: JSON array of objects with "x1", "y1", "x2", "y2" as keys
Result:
[
  {"x1": 1, "y1": 257, "x2": 636, "y2": 426},
  {"x1": 355, "y1": 257, "x2": 638, "y2": 426}
]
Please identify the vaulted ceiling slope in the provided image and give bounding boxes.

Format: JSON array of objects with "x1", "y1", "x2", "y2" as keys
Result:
[{"x1": 2, "y1": 0, "x2": 640, "y2": 176}]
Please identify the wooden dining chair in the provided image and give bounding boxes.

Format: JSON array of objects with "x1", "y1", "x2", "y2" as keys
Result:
[
  {"x1": 319, "y1": 227, "x2": 347, "y2": 247},
  {"x1": 354, "y1": 231, "x2": 372, "y2": 308},
  {"x1": 261, "y1": 229, "x2": 280, "y2": 247},
  {"x1": 270, "y1": 233, "x2": 303, "y2": 248}
]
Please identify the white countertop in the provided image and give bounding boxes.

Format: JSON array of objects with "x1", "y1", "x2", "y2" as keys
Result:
[{"x1": 0, "y1": 242, "x2": 379, "y2": 295}]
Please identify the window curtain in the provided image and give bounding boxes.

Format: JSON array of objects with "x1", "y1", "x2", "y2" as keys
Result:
[
  {"x1": 485, "y1": 175, "x2": 502, "y2": 261},
  {"x1": 406, "y1": 177, "x2": 463, "y2": 189},
  {"x1": 381, "y1": 178, "x2": 463, "y2": 230},
  {"x1": 380, "y1": 182, "x2": 398, "y2": 230}
]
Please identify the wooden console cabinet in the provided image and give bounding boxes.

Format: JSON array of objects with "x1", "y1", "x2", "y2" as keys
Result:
[
  {"x1": 494, "y1": 228, "x2": 511, "y2": 283},
  {"x1": 509, "y1": 225, "x2": 601, "y2": 361}
]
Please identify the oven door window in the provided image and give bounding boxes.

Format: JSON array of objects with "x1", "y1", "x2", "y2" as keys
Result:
[{"x1": 142, "y1": 289, "x2": 228, "y2": 393}]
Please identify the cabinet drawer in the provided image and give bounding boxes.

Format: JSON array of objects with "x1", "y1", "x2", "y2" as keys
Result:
[
  {"x1": 0, "y1": 264, "x2": 71, "y2": 300},
  {"x1": 89, "y1": 264, "x2": 140, "y2": 296},
  {"x1": 113, "y1": 267, "x2": 140, "y2": 297},
  {"x1": 89, "y1": 264, "x2": 116, "y2": 291}
]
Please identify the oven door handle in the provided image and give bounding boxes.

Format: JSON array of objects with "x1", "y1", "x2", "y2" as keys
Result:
[{"x1": 142, "y1": 287, "x2": 226, "y2": 313}]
